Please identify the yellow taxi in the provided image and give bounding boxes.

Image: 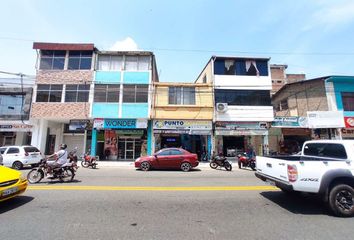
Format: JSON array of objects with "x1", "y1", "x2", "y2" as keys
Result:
[{"x1": 0, "y1": 166, "x2": 28, "y2": 202}]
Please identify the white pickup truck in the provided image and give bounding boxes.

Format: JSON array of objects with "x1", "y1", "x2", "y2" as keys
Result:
[{"x1": 255, "y1": 140, "x2": 354, "y2": 217}]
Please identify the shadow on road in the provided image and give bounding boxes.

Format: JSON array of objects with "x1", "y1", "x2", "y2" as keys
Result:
[
  {"x1": 0, "y1": 196, "x2": 34, "y2": 214},
  {"x1": 260, "y1": 191, "x2": 329, "y2": 216}
]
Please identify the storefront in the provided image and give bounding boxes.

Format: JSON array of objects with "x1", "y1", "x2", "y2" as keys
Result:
[
  {"x1": 214, "y1": 122, "x2": 268, "y2": 156},
  {"x1": 342, "y1": 117, "x2": 354, "y2": 139},
  {"x1": 153, "y1": 120, "x2": 212, "y2": 159},
  {"x1": 0, "y1": 122, "x2": 33, "y2": 146},
  {"x1": 271, "y1": 117, "x2": 311, "y2": 154},
  {"x1": 91, "y1": 119, "x2": 150, "y2": 161}
]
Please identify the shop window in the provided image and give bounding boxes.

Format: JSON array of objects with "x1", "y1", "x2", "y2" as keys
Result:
[
  {"x1": 341, "y1": 92, "x2": 354, "y2": 111},
  {"x1": 214, "y1": 58, "x2": 268, "y2": 76},
  {"x1": 36, "y1": 84, "x2": 63, "y2": 102},
  {"x1": 65, "y1": 84, "x2": 90, "y2": 102},
  {"x1": 94, "y1": 84, "x2": 120, "y2": 102},
  {"x1": 97, "y1": 55, "x2": 123, "y2": 71},
  {"x1": 123, "y1": 84, "x2": 148, "y2": 103},
  {"x1": 39, "y1": 50, "x2": 66, "y2": 70},
  {"x1": 215, "y1": 89, "x2": 271, "y2": 106},
  {"x1": 68, "y1": 51, "x2": 93, "y2": 70},
  {"x1": 168, "y1": 87, "x2": 195, "y2": 105}
]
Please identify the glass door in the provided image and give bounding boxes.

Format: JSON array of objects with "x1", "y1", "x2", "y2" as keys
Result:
[{"x1": 125, "y1": 139, "x2": 135, "y2": 160}]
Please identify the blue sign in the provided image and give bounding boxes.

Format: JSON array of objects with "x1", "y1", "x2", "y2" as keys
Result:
[{"x1": 104, "y1": 119, "x2": 136, "y2": 129}]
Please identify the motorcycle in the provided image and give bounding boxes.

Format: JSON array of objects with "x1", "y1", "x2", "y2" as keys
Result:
[
  {"x1": 27, "y1": 159, "x2": 76, "y2": 183},
  {"x1": 81, "y1": 153, "x2": 98, "y2": 169},
  {"x1": 68, "y1": 148, "x2": 79, "y2": 170},
  {"x1": 209, "y1": 154, "x2": 232, "y2": 171},
  {"x1": 237, "y1": 153, "x2": 256, "y2": 171}
]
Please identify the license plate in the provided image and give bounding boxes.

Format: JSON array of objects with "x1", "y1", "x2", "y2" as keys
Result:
[
  {"x1": 266, "y1": 179, "x2": 276, "y2": 186},
  {"x1": 2, "y1": 187, "x2": 18, "y2": 197}
]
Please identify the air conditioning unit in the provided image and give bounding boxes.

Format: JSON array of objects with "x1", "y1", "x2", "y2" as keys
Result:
[{"x1": 216, "y1": 103, "x2": 228, "y2": 112}]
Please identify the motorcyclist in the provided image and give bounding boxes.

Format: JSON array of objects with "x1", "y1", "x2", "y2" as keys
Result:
[{"x1": 46, "y1": 143, "x2": 68, "y2": 178}]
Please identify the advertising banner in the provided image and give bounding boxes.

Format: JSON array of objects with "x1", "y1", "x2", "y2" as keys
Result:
[
  {"x1": 215, "y1": 121, "x2": 267, "y2": 130},
  {"x1": 153, "y1": 120, "x2": 212, "y2": 130},
  {"x1": 307, "y1": 111, "x2": 345, "y2": 128},
  {"x1": 344, "y1": 117, "x2": 354, "y2": 128},
  {"x1": 272, "y1": 117, "x2": 308, "y2": 128}
]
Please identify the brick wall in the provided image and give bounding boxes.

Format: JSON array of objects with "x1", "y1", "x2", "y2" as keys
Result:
[
  {"x1": 36, "y1": 70, "x2": 93, "y2": 84},
  {"x1": 31, "y1": 103, "x2": 90, "y2": 119}
]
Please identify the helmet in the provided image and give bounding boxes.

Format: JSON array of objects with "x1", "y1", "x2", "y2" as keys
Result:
[{"x1": 60, "y1": 143, "x2": 67, "y2": 150}]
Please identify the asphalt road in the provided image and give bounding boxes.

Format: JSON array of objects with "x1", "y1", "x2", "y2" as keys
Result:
[{"x1": 1, "y1": 165, "x2": 354, "y2": 240}]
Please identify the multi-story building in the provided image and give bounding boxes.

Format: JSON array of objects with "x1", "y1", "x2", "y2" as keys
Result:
[
  {"x1": 270, "y1": 75, "x2": 354, "y2": 154},
  {"x1": 152, "y1": 82, "x2": 213, "y2": 159},
  {"x1": 196, "y1": 56, "x2": 273, "y2": 156},
  {"x1": 31, "y1": 42, "x2": 96, "y2": 155},
  {"x1": 90, "y1": 51, "x2": 158, "y2": 160},
  {"x1": 270, "y1": 64, "x2": 305, "y2": 95},
  {"x1": 0, "y1": 78, "x2": 34, "y2": 146}
]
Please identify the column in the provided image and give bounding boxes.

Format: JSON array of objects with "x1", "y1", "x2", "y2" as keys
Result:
[
  {"x1": 90, "y1": 128, "x2": 97, "y2": 156},
  {"x1": 147, "y1": 120, "x2": 152, "y2": 155}
]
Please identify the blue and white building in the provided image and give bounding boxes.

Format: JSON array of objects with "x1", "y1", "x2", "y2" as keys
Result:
[{"x1": 90, "y1": 51, "x2": 159, "y2": 160}]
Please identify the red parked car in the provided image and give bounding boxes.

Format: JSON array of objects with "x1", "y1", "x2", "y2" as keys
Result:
[{"x1": 135, "y1": 148, "x2": 199, "y2": 172}]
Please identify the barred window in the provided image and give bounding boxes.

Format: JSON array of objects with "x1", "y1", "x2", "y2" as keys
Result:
[
  {"x1": 36, "y1": 84, "x2": 63, "y2": 102},
  {"x1": 94, "y1": 84, "x2": 120, "y2": 102},
  {"x1": 65, "y1": 84, "x2": 90, "y2": 102}
]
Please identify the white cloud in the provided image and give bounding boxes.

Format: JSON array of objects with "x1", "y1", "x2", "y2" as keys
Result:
[
  {"x1": 109, "y1": 37, "x2": 140, "y2": 51},
  {"x1": 303, "y1": 0, "x2": 354, "y2": 31}
]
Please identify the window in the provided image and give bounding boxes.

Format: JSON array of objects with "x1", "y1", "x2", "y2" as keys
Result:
[
  {"x1": 68, "y1": 51, "x2": 92, "y2": 70},
  {"x1": 157, "y1": 150, "x2": 171, "y2": 156},
  {"x1": 39, "y1": 50, "x2": 66, "y2": 70},
  {"x1": 6, "y1": 147, "x2": 19, "y2": 154},
  {"x1": 0, "y1": 147, "x2": 6, "y2": 154},
  {"x1": 304, "y1": 143, "x2": 347, "y2": 159},
  {"x1": 341, "y1": 92, "x2": 354, "y2": 111},
  {"x1": 123, "y1": 84, "x2": 148, "y2": 103},
  {"x1": 36, "y1": 84, "x2": 63, "y2": 102},
  {"x1": 214, "y1": 58, "x2": 268, "y2": 76},
  {"x1": 65, "y1": 84, "x2": 90, "y2": 102},
  {"x1": 168, "y1": 87, "x2": 195, "y2": 105},
  {"x1": 97, "y1": 55, "x2": 123, "y2": 71},
  {"x1": 125, "y1": 56, "x2": 150, "y2": 71},
  {"x1": 24, "y1": 147, "x2": 40, "y2": 153},
  {"x1": 0, "y1": 94, "x2": 25, "y2": 116},
  {"x1": 94, "y1": 84, "x2": 120, "y2": 102},
  {"x1": 170, "y1": 149, "x2": 183, "y2": 155},
  {"x1": 215, "y1": 89, "x2": 271, "y2": 106}
]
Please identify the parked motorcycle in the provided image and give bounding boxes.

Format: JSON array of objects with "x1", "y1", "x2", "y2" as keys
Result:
[
  {"x1": 209, "y1": 154, "x2": 232, "y2": 171},
  {"x1": 81, "y1": 153, "x2": 97, "y2": 169},
  {"x1": 27, "y1": 159, "x2": 76, "y2": 183},
  {"x1": 237, "y1": 153, "x2": 256, "y2": 171}
]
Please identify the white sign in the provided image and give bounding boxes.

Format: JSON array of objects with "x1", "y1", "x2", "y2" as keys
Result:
[
  {"x1": 0, "y1": 124, "x2": 33, "y2": 132},
  {"x1": 307, "y1": 111, "x2": 345, "y2": 128}
]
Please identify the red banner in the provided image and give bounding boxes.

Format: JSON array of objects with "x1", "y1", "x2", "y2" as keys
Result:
[{"x1": 344, "y1": 117, "x2": 354, "y2": 128}]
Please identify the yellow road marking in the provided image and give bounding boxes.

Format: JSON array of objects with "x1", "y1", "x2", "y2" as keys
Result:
[{"x1": 28, "y1": 185, "x2": 278, "y2": 191}]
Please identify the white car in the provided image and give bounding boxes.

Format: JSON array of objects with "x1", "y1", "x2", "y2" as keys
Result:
[
  {"x1": 0, "y1": 152, "x2": 3, "y2": 165},
  {"x1": 0, "y1": 145, "x2": 43, "y2": 170}
]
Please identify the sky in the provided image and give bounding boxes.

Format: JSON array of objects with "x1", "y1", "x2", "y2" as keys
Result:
[{"x1": 1, "y1": 0, "x2": 354, "y2": 83}]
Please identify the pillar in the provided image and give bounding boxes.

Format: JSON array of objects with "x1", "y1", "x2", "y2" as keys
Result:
[
  {"x1": 90, "y1": 128, "x2": 97, "y2": 156},
  {"x1": 147, "y1": 120, "x2": 152, "y2": 155}
]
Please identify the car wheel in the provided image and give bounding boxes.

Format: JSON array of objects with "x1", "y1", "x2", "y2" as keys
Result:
[
  {"x1": 328, "y1": 184, "x2": 354, "y2": 217},
  {"x1": 140, "y1": 161, "x2": 151, "y2": 171},
  {"x1": 181, "y1": 162, "x2": 191, "y2": 172},
  {"x1": 12, "y1": 161, "x2": 23, "y2": 170},
  {"x1": 209, "y1": 162, "x2": 218, "y2": 169}
]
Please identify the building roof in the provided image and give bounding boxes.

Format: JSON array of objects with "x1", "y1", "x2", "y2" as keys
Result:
[{"x1": 33, "y1": 42, "x2": 95, "y2": 51}]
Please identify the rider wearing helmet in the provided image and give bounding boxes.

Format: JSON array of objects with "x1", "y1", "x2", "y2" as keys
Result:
[{"x1": 46, "y1": 143, "x2": 68, "y2": 178}]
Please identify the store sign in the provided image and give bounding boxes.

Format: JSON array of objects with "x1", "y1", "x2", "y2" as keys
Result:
[
  {"x1": 272, "y1": 117, "x2": 308, "y2": 128},
  {"x1": 0, "y1": 124, "x2": 33, "y2": 132},
  {"x1": 116, "y1": 130, "x2": 144, "y2": 135},
  {"x1": 153, "y1": 120, "x2": 212, "y2": 130},
  {"x1": 215, "y1": 121, "x2": 267, "y2": 130},
  {"x1": 69, "y1": 119, "x2": 91, "y2": 131},
  {"x1": 307, "y1": 111, "x2": 345, "y2": 128},
  {"x1": 342, "y1": 128, "x2": 354, "y2": 138},
  {"x1": 215, "y1": 129, "x2": 268, "y2": 136},
  {"x1": 94, "y1": 119, "x2": 147, "y2": 129},
  {"x1": 344, "y1": 117, "x2": 354, "y2": 128}
]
